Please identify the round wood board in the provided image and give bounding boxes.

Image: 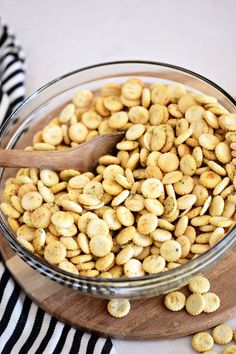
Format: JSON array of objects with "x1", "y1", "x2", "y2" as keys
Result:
[{"x1": 1, "y1": 233, "x2": 236, "y2": 340}]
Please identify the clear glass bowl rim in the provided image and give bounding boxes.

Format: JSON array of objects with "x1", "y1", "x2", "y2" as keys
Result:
[{"x1": 0, "y1": 59, "x2": 235, "y2": 287}]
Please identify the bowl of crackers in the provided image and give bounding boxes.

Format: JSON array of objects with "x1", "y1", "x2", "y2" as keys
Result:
[{"x1": 0, "y1": 60, "x2": 236, "y2": 299}]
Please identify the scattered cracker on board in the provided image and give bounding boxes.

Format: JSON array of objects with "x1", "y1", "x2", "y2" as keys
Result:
[
  {"x1": 202, "y1": 292, "x2": 220, "y2": 313},
  {"x1": 188, "y1": 276, "x2": 210, "y2": 294},
  {"x1": 107, "y1": 299, "x2": 130, "y2": 318},
  {"x1": 185, "y1": 293, "x2": 205, "y2": 316},
  {"x1": 164, "y1": 291, "x2": 186, "y2": 311}
]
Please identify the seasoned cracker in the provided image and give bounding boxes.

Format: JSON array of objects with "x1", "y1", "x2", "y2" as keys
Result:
[
  {"x1": 137, "y1": 213, "x2": 158, "y2": 235},
  {"x1": 90, "y1": 234, "x2": 112, "y2": 257},
  {"x1": 160, "y1": 240, "x2": 182, "y2": 262},
  {"x1": 141, "y1": 178, "x2": 163, "y2": 199},
  {"x1": 124, "y1": 258, "x2": 145, "y2": 277},
  {"x1": 96, "y1": 252, "x2": 115, "y2": 271},
  {"x1": 188, "y1": 276, "x2": 210, "y2": 294},
  {"x1": 143, "y1": 255, "x2": 165, "y2": 274},
  {"x1": 44, "y1": 240, "x2": 66, "y2": 264},
  {"x1": 185, "y1": 293, "x2": 204, "y2": 315},
  {"x1": 203, "y1": 292, "x2": 220, "y2": 313},
  {"x1": 164, "y1": 291, "x2": 186, "y2": 311},
  {"x1": 212, "y1": 324, "x2": 233, "y2": 344},
  {"x1": 133, "y1": 231, "x2": 152, "y2": 247},
  {"x1": 116, "y1": 244, "x2": 134, "y2": 265},
  {"x1": 107, "y1": 299, "x2": 130, "y2": 318},
  {"x1": 87, "y1": 219, "x2": 109, "y2": 238},
  {"x1": 158, "y1": 152, "x2": 179, "y2": 172},
  {"x1": 176, "y1": 236, "x2": 191, "y2": 258},
  {"x1": 192, "y1": 332, "x2": 214, "y2": 353}
]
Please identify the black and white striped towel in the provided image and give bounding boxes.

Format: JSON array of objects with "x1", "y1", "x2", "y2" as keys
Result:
[
  {"x1": 0, "y1": 19, "x2": 114, "y2": 354},
  {"x1": 0, "y1": 18, "x2": 25, "y2": 125}
]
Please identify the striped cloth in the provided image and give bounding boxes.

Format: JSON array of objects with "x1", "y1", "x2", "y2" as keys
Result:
[
  {"x1": 0, "y1": 19, "x2": 114, "y2": 354},
  {"x1": 0, "y1": 18, "x2": 25, "y2": 125},
  {"x1": 0, "y1": 255, "x2": 113, "y2": 354}
]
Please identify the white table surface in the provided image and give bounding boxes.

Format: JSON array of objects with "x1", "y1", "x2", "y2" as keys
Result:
[{"x1": 1, "y1": 0, "x2": 236, "y2": 353}]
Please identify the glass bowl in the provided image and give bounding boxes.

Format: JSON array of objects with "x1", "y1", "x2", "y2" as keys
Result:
[{"x1": 0, "y1": 61, "x2": 235, "y2": 299}]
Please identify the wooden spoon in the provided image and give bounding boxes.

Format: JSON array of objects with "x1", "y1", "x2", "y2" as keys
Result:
[{"x1": 0, "y1": 132, "x2": 125, "y2": 172}]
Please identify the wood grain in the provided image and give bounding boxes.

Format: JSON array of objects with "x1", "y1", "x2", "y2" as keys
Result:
[{"x1": 0, "y1": 233, "x2": 236, "y2": 340}]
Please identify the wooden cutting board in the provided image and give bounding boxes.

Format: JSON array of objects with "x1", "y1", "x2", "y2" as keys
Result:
[{"x1": 0, "y1": 233, "x2": 236, "y2": 340}]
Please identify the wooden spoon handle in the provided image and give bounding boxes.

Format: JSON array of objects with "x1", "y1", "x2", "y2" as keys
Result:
[
  {"x1": 0, "y1": 132, "x2": 125, "y2": 171},
  {"x1": 0, "y1": 149, "x2": 67, "y2": 169}
]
